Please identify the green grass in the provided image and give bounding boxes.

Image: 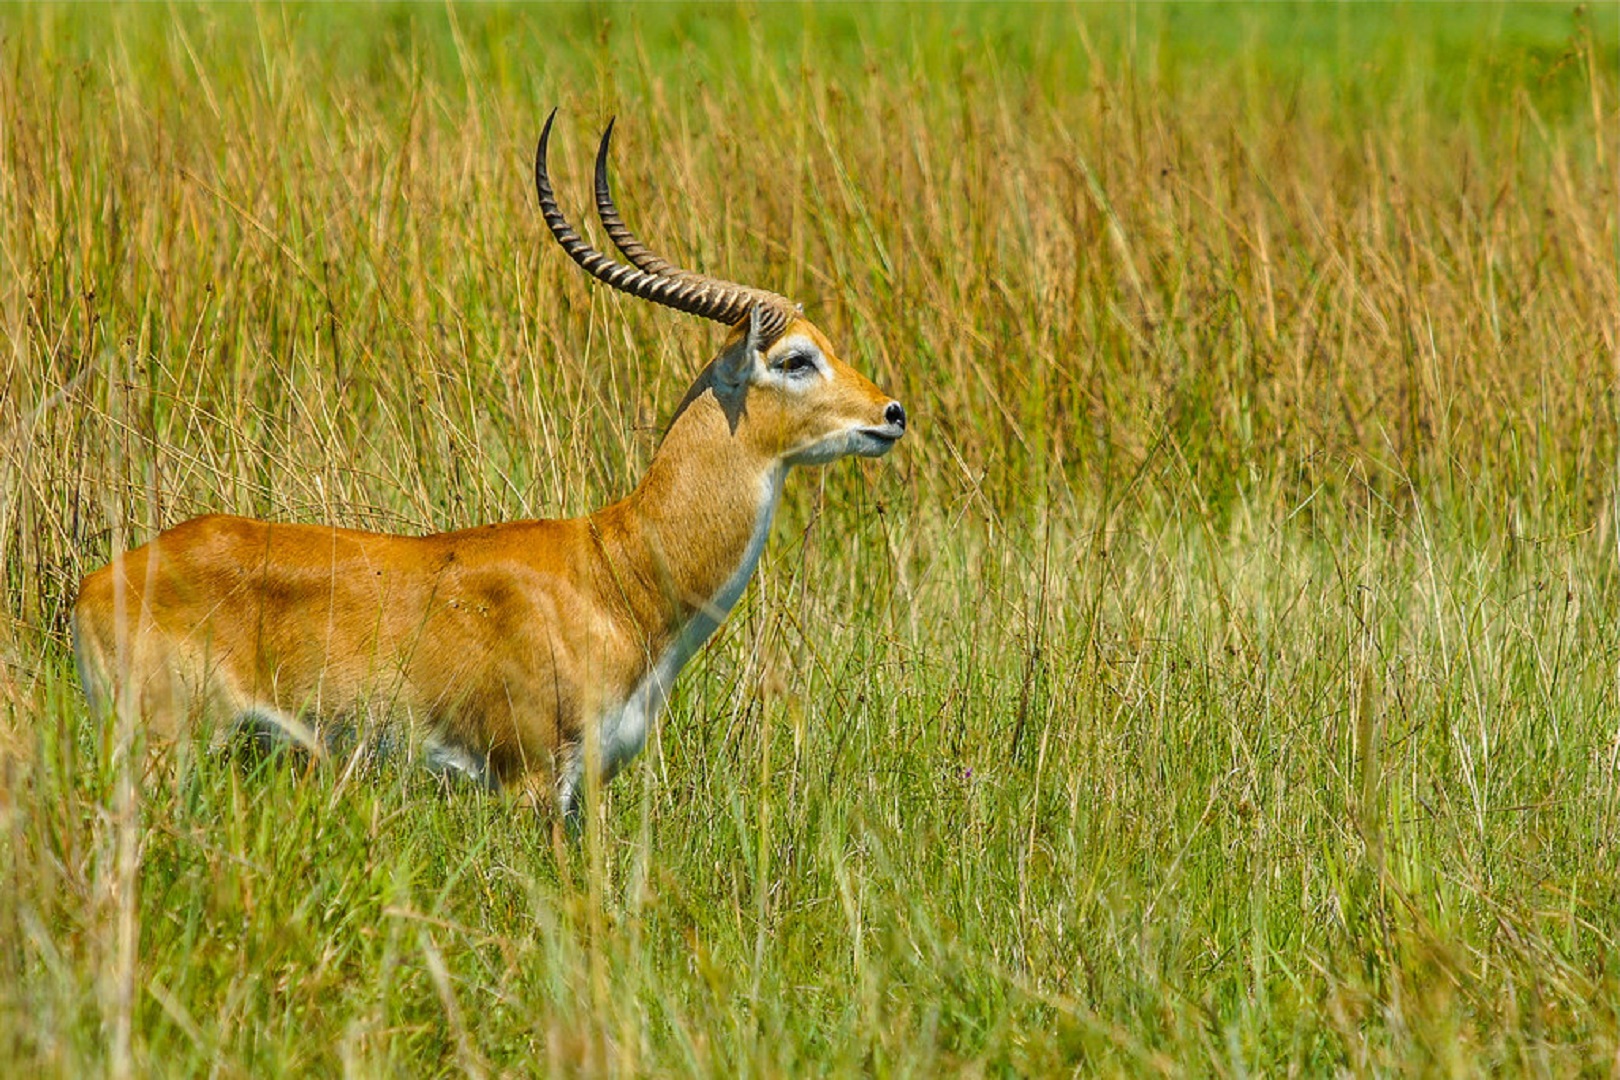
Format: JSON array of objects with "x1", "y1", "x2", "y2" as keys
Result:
[{"x1": 2, "y1": 1, "x2": 1617, "y2": 1073}]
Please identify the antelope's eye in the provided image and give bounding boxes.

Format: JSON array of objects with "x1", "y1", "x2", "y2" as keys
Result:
[{"x1": 777, "y1": 351, "x2": 815, "y2": 375}]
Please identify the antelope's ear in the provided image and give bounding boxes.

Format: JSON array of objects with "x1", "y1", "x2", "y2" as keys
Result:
[{"x1": 713, "y1": 305, "x2": 769, "y2": 392}]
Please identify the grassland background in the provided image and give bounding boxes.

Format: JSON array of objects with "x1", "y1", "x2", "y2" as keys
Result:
[{"x1": 1, "y1": 2, "x2": 1617, "y2": 1074}]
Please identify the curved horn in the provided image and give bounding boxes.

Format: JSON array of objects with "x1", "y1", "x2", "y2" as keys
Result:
[
  {"x1": 535, "y1": 110, "x2": 796, "y2": 340},
  {"x1": 593, "y1": 117, "x2": 681, "y2": 278}
]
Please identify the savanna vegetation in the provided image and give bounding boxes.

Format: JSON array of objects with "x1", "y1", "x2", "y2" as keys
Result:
[{"x1": 1, "y1": 2, "x2": 1616, "y2": 1074}]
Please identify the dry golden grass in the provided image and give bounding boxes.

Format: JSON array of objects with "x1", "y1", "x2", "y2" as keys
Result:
[{"x1": 0, "y1": 3, "x2": 1616, "y2": 1073}]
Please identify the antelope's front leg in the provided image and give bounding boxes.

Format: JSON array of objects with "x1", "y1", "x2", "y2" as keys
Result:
[{"x1": 531, "y1": 741, "x2": 584, "y2": 836}]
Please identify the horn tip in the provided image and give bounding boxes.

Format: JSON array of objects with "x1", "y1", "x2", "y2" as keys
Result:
[
  {"x1": 538, "y1": 107, "x2": 560, "y2": 162},
  {"x1": 596, "y1": 118, "x2": 617, "y2": 174}
]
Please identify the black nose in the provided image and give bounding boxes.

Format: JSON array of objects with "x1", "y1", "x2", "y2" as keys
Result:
[{"x1": 884, "y1": 401, "x2": 907, "y2": 429}]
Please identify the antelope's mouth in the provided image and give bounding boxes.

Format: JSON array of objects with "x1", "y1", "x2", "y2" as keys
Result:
[{"x1": 855, "y1": 425, "x2": 904, "y2": 456}]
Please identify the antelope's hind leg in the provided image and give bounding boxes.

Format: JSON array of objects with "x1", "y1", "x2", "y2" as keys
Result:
[
  {"x1": 216, "y1": 703, "x2": 320, "y2": 771},
  {"x1": 423, "y1": 734, "x2": 501, "y2": 793}
]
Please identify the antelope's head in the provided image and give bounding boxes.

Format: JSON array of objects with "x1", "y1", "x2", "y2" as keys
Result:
[{"x1": 534, "y1": 111, "x2": 906, "y2": 470}]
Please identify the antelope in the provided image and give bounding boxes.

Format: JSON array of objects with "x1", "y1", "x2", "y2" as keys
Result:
[{"x1": 72, "y1": 110, "x2": 906, "y2": 823}]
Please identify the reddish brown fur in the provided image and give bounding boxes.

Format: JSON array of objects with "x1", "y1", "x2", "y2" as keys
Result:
[{"x1": 74, "y1": 316, "x2": 903, "y2": 812}]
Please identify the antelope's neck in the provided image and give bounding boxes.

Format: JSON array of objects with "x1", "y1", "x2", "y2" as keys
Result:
[{"x1": 593, "y1": 397, "x2": 784, "y2": 667}]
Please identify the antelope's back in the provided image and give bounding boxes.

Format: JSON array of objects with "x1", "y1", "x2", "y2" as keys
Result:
[{"x1": 72, "y1": 513, "x2": 593, "y2": 754}]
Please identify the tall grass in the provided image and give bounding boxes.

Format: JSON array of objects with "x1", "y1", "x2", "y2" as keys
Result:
[{"x1": 1, "y1": 2, "x2": 1616, "y2": 1073}]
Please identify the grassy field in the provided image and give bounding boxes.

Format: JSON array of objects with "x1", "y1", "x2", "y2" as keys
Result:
[{"x1": 1, "y1": 2, "x2": 1617, "y2": 1073}]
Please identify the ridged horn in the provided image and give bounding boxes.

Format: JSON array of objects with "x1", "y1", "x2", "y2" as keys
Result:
[
  {"x1": 593, "y1": 117, "x2": 681, "y2": 279},
  {"x1": 535, "y1": 109, "x2": 796, "y2": 341}
]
